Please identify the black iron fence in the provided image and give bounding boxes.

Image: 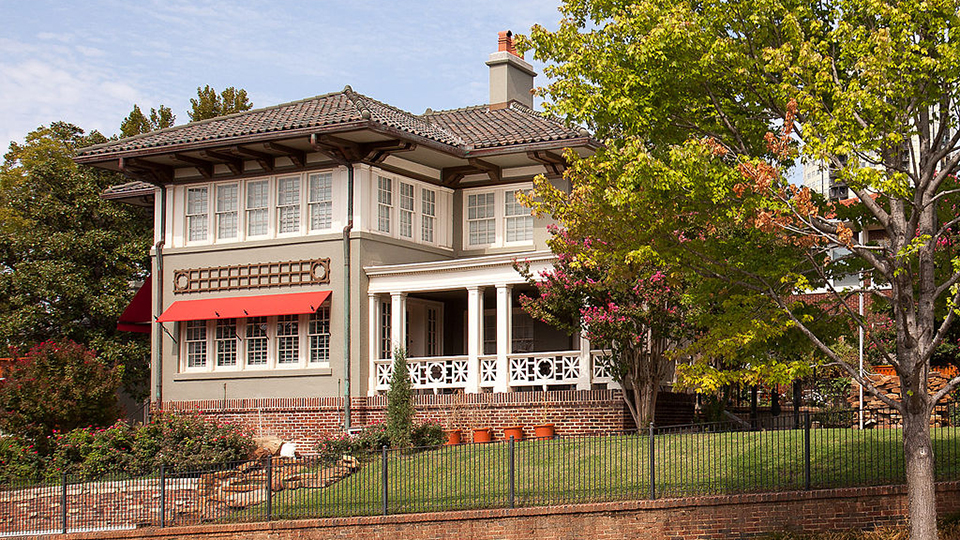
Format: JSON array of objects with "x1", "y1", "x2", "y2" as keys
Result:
[{"x1": 2, "y1": 407, "x2": 959, "y2": 537}]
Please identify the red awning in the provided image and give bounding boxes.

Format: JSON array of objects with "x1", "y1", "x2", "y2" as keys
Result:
[
  {"x1": 156, "y1": 291, "x2": 331, "y2": 323},
  {"x1": 117, "y1": 277, "x2": 152, "y2": 333}
]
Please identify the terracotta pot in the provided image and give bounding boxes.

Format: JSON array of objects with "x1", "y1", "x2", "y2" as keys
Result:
[
  {"x1": 503, "y1": 426, "x2": 524, "y2": 442},
  {"x1": 473, "y1": 427, "x2": 493, "y2": 443},
  {"x1": 444, "y1": 429, "x2": 462, "y2": 446},
  {"x1": 534, "y1": 424, "x2": 555, "y2": 440}
]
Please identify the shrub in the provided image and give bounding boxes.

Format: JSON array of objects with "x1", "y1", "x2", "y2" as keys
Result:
[
  {"x1": 0, "y1": 340, "x2": 122, "y2": 449},
  {"x1": 315, "y1": 422, "x2": 390, "y2": 464},
  {"x1": 0, "y1": 435, "x2": 43, "y2": 484},
  {"x1": 386, "y1": 347, "x2": 414, "y2": 448},
  {"x1": 132, "y1": 412, "x2": 254, "y2": 472},
  {"x1": 411, "y1": 420, "x2": 446, "y2": 448},
  {"x1": 49, "y1": 421, "x2": 136, "y2": 479}
]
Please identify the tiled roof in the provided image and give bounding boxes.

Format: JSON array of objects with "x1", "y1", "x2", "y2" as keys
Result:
[
  {"x1": 77, "y1": 87, "x2": 586, "y2": 160},
  {"x1": 424, "y1": 102, "x2": 584, "y2": 149},
  {"x1": 102, "y1": 180, "x2": 155, "y2": 197}
]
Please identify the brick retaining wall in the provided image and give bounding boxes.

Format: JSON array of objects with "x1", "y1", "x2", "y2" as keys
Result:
[
  {"x1": 53, "y1": 482, "x2": 960, "y2": 540},
  {"x1": 161, "y1": 390, "x2": 667, "y2": 452}
]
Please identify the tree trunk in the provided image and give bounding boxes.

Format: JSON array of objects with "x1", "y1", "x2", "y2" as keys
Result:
[
  {"x1": 637, "y1": 376, "x2": 659, "y2": 427},
  {"x1": 904, "y1": 407, "x2": 938, "y2": 540}
]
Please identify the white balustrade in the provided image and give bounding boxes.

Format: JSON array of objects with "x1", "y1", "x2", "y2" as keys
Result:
[
  {"x1": 479, "y1": 356, "x2": 498, "y2": 387},
  {"x1": 508, "y1": 351, "x2": 582, "y2": 386},
  {"x1": 374, "y1": 355, "x2": 469, "y2": 392}
]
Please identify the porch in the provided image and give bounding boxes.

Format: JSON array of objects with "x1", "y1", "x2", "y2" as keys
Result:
[{"x1": 364, "y1": 252, "x2": 620, "y2": 395}]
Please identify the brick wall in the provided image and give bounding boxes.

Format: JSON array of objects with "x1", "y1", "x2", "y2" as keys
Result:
[
  {"x1": 161, "y1": 390, "x2": 657, "y2": 452},
  {"x1": 56, "y1": 482, "x2": 960, "y2": 540}
]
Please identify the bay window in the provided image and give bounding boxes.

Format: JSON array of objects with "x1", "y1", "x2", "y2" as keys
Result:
[{"x1": 463, "y1": 185, "x2": 534, "y2": 248}]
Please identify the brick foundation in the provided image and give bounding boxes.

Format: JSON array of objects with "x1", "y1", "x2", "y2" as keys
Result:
[
  {"x1": 161, "y1": 390, "x2": 666, "y2": 452},
  {"x1": 54, "y1": 482, "x2": 960, "y2": 540}
]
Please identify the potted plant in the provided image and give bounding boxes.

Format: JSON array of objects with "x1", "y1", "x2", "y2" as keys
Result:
[
  {"x1": 503, "y1": 409, "x2": 524, "y2": 442},
  {"x1": 534, "y1": 391, "x2": 557, "y2": 440},
  {"x1": 469, "y1": 395, "x2": 493, "y2": 443},
  {"x1": 444, "y1": 390, "x2": 466, "y2": 445}
]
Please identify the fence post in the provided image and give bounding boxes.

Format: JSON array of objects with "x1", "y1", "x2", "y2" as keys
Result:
[
  {"x1": 159, "y1": 464, "x2": 166, "y2": 528},
  {"x1": 648, "y1": 422, "x2": 656, "y2": 500},
  {"x1": 381, "y1": 446, "x2": 389, "y2": 516},
  {"x1": 61, "y1": 471, "x2": 68, "y2": 534},
  {"x1": 803, "y1": 411, "x2": 811, "y2": 490},
  {"x1": 265, "y1": 458, "x2": 273, "y2": 521},
  {"x1": 508, "y1": 436, "x2": 515, "y2": 509}
]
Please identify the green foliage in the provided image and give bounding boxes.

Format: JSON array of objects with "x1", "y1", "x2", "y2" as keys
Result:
[
  {"x1": 0, "y1": 340, "x2": 122, "y2": 448},
  {"x1": 189, "y1": 85, "x2": 252, "y2": 121},
  {"x1": 119, "y1": 104, "x2": 175, "y2": 137},
  {"x1": 0, "y1": 435, "x2": 43, "y2": 484},
  {"x1": 49, "y1": 421, "x2": 136, "y2": 479},
  {"x1": 410, "y1": 420, "x2": 446, "y2": 448},
  {"x1": 386, "y1": 347, "x2": 414, "y2": 448},
  {"x1": 315, "y1": 422, "x2": 389, "y2": 464},
  {"x1": 0, "y1": 123, "x2": 151, "y2": 399},
  {"x1": 132, "y1": 412, "x2": 254, "y2": 472}
]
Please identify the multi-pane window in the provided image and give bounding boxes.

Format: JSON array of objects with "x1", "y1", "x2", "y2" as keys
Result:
[
  {"x1": 277, "y1": 176, "x2": 301, "y2": 234},
  {"x1": 216, "y1": 319, "x2": 237, "y2": 366},
  {"x1": 216, "y1": 184, "x2": 239, "y2": 240},
  {"x1": 426, "y1": 307, "x2": 439, "y2": 357},
  {"x1": 245, "y1": 317, "x2": 268, "y2": 366},
  {"x1": 399, "y1": 182, "x2": 414, "y2": 238},
  {"x1": 504, "y1": 190, "x2": 533, "y2": 242},
  {"x1": 467, "y1": 193, "x2": 496, "y2": 245},
  {"x1": 309, "y1": 172, "x2": 333, "y2": 231},
  {"x1": 246, "y1": 180, "x2": 269, "y2": 237},
  {"x1": 380, "y1": 300, "x2": 392, "y2": 360},
  {"x1": 185, "y1": 320, "x2": 207, "y2": 368},
  {"x1": 421, "y1": 189, "x2": 436, "y2": 243},
  {"x1": 377, "y1": 176, "x2": 392, "y2": 233},
  {"x1": 186, "y1": 187, "x2": 209, "y2": 242},
  {"x1": 309, "y1": 307, "x2": 330, "y2": 364},
  {"x1": 276, "y1": 315, "x2": 299, "y2": 364}
]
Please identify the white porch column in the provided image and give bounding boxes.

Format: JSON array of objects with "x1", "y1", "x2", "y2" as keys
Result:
[
  {"x1": 367, "y1": 293, "x2": 380, "y2": 396},
  {"x1": 577, "y1": 331, "x2": 592, "y2": 391},
  {"x1": 465, "y1": 286, "x2": 484, "y2": 393},
  {"x1": 390, "y1": 292, "x2": 407, "y2": 357},
  {"x1": 495, "y1": 284, "x2": 512, "y2": 392}
]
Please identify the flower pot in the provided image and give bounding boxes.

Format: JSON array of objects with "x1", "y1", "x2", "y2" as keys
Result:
[
  {"x1": 534, "y1": 424, "x2": 555, "y2": 440},
  {"x1": 472, "y1": 427, "x2": 493, "y2": 443},
  {"x1": 445, "y1": 429, "x2": 462, "y2": 445},
  {"x1": 503, "y1": 425, "x2": 524, "y2": 442}
]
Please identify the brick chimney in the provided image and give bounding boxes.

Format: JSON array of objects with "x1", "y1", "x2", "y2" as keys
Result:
[{"x1": 486, "y1": 30, "x2": 536, "y2": 108}]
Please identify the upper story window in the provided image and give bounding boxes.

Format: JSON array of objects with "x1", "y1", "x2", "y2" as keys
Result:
[
  {"x1": 463, "y1": 184, "x2": 534, "y2": 249},
  {"x1": 377, "y1": 176, "x2": 393, "y2": 233},
  {"x1": 176, "y1": 170, "x2": 340, "y2": 247},
  {"x1": 399, "y1": 182, "x2": 414, "y2": 238},
  {"x1": 369, "y1": 170, "x2": 449, "y2": 249},
  {"x1": 421, "y1": 189, "x2": 436, "y2": 243},
  {"x1": 186, "y1": 187, "x2": 209, "y2": 242}
]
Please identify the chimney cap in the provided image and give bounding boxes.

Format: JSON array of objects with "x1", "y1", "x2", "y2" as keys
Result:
[{"x1": 498, "y1": 30, "x2": 520, "y2": 58}]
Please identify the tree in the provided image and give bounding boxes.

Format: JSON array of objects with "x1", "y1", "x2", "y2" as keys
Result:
[
  {"x1": 188, "y1": 85, "x2": 252, "y2": 121},
  {"x1": 119, "y1": 105, "x2": 175, "y2": 137},
  {"x1": 0, "y1": 340, "x2": 122, "y2": 448},
  {"x1": 386, "y1": 347, "x2": 414, "y2": 448},
  {"x1": 525, "y1": 0, "x2": 960, "y2": 536},
  {"x1": 0, "y1": 123, "x2": 152, "y2": 399},
  {"x1": 516, "y1": 225, "x2": 686, "y2": 427}
]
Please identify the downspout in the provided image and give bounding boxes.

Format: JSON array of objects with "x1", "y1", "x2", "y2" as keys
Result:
[
  {"x1": 154, "y1": 185, "x2": 167, "y2": 412},
  {"x1": 342, "y1": 165, "x2": 354, "y2": 429}
]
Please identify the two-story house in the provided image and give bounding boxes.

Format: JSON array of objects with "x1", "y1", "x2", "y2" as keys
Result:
[{"x1": 80, "y1": 32, "x2": 656, "y2": 447}]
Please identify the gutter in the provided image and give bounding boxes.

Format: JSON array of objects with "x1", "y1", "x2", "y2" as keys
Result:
[
  {"x1": 342, "y1": 164, "x2": 354, "y2": 429},
  {"x1": 154, "y1": 185, "x2": 167, "y2": 410}
]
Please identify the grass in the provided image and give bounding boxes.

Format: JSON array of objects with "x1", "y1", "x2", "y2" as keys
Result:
[{"x1": 255, "y1": 426, "x2": 960, "y2": 521}]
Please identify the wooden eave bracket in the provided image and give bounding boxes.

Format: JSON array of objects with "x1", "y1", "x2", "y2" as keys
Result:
[
  {"x1": 172, "y1": 153, "x2": 214, "y2": 179},
  {"x1": 234, "y1": 146, "x2": 275, "y2": 172},
  {"x1": 264, "y1": 142, "x2": 306, "y2": 168},
  {"x1": 468, "y1": 158, "x2": 501, "y2": 183},
  {"x1": 199, "y1": 150, "x2": 244, "y2": 175},
  {"x1": 118, "y1": 157, "x2": 173, "y2": 184},
  {"x1": 441, "y1": 158, "x2": 502, "y2": 187},
  {"x1": 527, "y1": 150, "x2": 567, "y2": 176}
]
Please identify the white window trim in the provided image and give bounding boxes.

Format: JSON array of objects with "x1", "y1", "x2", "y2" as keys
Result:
[
  {"x1": 179, "y1": 310, "x2": 332, "y2": 373},
  {"x1": 370, "y1": 170, "x2": 451, "y2": 248},
  {"x1": 461, "y1": 183, "x2": 535, "y2": 249}
]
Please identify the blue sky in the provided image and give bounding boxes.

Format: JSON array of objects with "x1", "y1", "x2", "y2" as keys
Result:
[{"x1": 0, "y1": 0, "x2": 563, "y2": 154}]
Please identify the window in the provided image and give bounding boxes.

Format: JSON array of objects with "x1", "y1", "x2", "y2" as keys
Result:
[
  {"x1": 399, "y1": 182, "x2": 414, "y2": 238},
  {"x1": 186, "y1": 187, "x2": 209, "y2": 242},
  {"x1": 276, "y1": 315, "x2": 299, "y2": 365},
  {"x1": 504, "y1": 190, "x2": 533, "y2": 242},
  {"x1": 380, "y1": 300, "x2": 392, "y2": 360},
  {"x1": 216, "y1": 184, "x2": 239, "y2": 240},
  {"x1": 309, "y1": 172, "x2": 333, "y2": 231},
  {"x1": 246, "y1": 317, "x2": 268, "y2": 366},
  {"x1": 246, "y1": 180, "x2": 269, "y2": 237},
  {"x1": 467, "y1": 193, "x2": 496, "y2": 246},
  {"x1": 421, "y1": 189, "x2": 436, "y2": 243},
  {"x1": 277, "y1": 176, "x2": 301, "y2": 234},
  {"x1": 377, "y1": 176, "x2": 392, "y2": 233},
  {"x1": 185, "y1": 320, "x2": 207, "y2": 368},
  {"x1": 426, "y1": 307, "x2": 439, "y2": 356},
  {"x1": 216, "y1": 319, "x2": 237, "y2": 366},
  {"x1": 309, "y1": 307, "x2": 330, "y2": 364}
]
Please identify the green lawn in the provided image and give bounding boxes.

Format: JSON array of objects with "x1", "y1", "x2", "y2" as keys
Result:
[{"x1": 256, "y1": 427, "x2": 960, "y2": 521}]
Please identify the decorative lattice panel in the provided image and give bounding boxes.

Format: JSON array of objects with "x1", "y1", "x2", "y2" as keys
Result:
[
  {"x1": 509, "y1": 354, "x2": 580, "y2": 385},
  {"x1": 480, "y1": 358, "x2": 498, "y2": 385},
  {"x1": 375, "y1": 356, "x2": 469, "y2": 391},
  {"x1": 173, "y1": 258, "x2": 330, "y2": 294},
  {"x1": 592, "y1": 353, "x2": 615, "y2": 381}
]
